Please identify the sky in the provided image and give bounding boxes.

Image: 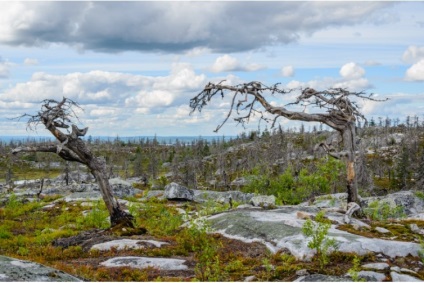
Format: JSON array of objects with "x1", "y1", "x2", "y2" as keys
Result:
[{"x1": 0, "y1": 1, "x2": 423, "y2": 138}]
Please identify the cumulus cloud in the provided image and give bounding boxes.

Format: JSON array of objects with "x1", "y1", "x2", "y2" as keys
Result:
[
  {"x1": 339, "y1": 62, "x2": 365, "y2": 79},
  {"x1": 0, "y1": 2, "x2": 392, "y2": 53},
  {"x1": 0, "y1": 63, "x2": 206, "y2": 114},
  {"x1": 210, "y1": 55, "x2": 264, "y2": 73},
  {"x1": 286, "y1": 62, "x2": 371, "y2": 92},
  {"x1": 405, "y1": 59, "x2": 424, "y2": 81},
  {"x1": 281, "y1": 65, "x2": 295, "y2": 77},
  {"x1": 402, "y1": 45, "x2": 424, "y2": 64}
]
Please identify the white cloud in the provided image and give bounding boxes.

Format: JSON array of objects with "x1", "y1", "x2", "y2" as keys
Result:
[
  {"x1": 333, "y1": 78, "x2": 371, "y2": 91},
  {"x1": 339, "y1": 62, "x2": 365, "y2": 79},
  {"x1": 210, "y1": 55, "x2": 264, "y2": 73},
  {"x1": 402, "y1": 45, "x2": 424, "y2": 64},
  {"x1": 0, "y1": 2, "x2": 392, "y2": 53},
  {"x1": 405, "y1": 59, "x2": 424, "y2": 81},
  {"x1": 281, "y1": 65, "x2": 294, "y2": 77},
  {"x1": 185, "y1": 47, "x2": 211, "y2": 57},
  {"x1": 89, "y1": 108, "x2": 117, "y2": 117},
  {"x1": 23, "y1": 58, "x2": 39, "y2": 66}
]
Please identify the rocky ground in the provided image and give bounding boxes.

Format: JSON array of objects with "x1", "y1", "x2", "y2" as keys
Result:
[{"x1": 1, "y1": 174, "x2": 424, "y2": 281}]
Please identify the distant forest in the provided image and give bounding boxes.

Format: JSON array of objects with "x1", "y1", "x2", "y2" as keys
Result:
[{"x1": 1, "y1": 115, "x2": 423, "y2": 204}]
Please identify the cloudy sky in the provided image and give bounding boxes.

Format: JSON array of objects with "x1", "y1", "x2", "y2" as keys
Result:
[{"x1": 0, "y1": 1, "x2": 423, "y2": 137}]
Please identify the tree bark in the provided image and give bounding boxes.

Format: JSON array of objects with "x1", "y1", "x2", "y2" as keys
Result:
[
  {"x1": 12, "y1": 98, "x2": 134, "y2": 228},
  {"x1": 342, "y1": 122, "x2": 359, "y2": 203}
]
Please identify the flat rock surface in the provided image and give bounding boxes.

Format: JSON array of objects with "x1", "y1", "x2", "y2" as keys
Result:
[
  {"x1": 295, "y1": 274, "x2": 352, "y2": 282},
  {"x1": 208, "y1": 206, "x2": 421, "y2": 260},
  {"x1": 90, "y1": 239, "x2": 169, "y2": 251},
  {"x1": 100, "y1": 256, "x2": 188, "y2": 270},
  {"x1": 0, "y1": 255, "x2": 81, "y2": 282},
  {"x1": 391, "y1": 271, "x2": 424, "y2": 282}
]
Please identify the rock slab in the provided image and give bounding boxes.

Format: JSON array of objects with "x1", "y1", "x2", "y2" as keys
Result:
[
  {"x1": 100, "y1": 256, "x2": 188, "y2": 270},
  {"x1": 0, "y1": 255, "x2": 81, "y2": 282}
]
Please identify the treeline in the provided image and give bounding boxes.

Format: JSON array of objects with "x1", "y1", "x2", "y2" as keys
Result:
[{"x1": 1, "y1": 116, "x2": 424, "y2": 202}]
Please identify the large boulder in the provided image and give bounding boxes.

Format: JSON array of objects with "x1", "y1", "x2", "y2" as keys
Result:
[
  {"x1": 250, "y1": 195, "x2": 276, "y2": 208},
  {"x1": 361, "y1": 190, "x2": 424, "y2": 218},
  {"x1": 164, "y1": 183, "x2": 194, "y2": 201},
  {"x1": 0, "y1": 256, "x2": 81, "y2": 281}
]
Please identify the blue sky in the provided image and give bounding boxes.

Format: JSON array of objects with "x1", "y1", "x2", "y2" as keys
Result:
[{"x1": 0, "y1": 1, "x2": 423, "y2": 137}]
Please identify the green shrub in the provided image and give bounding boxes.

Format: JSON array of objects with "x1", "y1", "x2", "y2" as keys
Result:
[
  {"x1": 302, "y1": 210, "x2": 338, "y2": 269},
  {"x1": 76, "y1": 201, "x2": 110, "y2": 229},
  {"x1": 363, "y1": 200, "x2": 405, "y2": 222}
]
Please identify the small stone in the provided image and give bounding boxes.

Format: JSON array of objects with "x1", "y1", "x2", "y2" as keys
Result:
[
  {"x1": 296, "y1": 211, "x2": 312, "y2": 220},
  {"x1": 244, "y1": 275, "x2": 256, "y2": 282},
  {"x1": 375, "y1": 227, "x2": 390, "y2": 234},
  {"x1": 357, "y1": 271, "x2": 386, "y2": 282},
  {"x1": 362, "y1": 262, "x2": 390, "y2": 271},
  {"x1": 391, "y1": 266, "x2": 401, "y2": 272},
  {"x1": 296, "y1": 269, "x2": 309, "y2": 276}
]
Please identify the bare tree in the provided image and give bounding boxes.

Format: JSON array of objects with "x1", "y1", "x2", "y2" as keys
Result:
[
  {"x1": 190, "y1": 81, "x2": 385, "y2": 204},
  {"x1": 12, "y1": 97, "x2": 134, "y2": 227}
]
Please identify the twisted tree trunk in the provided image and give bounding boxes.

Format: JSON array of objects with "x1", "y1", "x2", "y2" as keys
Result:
[{"x1": 12, "y1": 98, "x2": 134, "y2": 227}]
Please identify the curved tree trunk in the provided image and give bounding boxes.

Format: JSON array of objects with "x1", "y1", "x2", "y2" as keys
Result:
[
  {"x1": 12, "y1": 98, "x2": 134, "y2": 228},
  {"x1": 89, "y1": 158, "x2": 134, "y2": 227},
  {"x1": 342, "y1": 122, "x2": 359, "y2": 203}
]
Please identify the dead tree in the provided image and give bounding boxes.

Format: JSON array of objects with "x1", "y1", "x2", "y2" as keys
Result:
[
  {"x1": 12, "y1": 97, "x2": 134, "y2": 227},
  {"x1": 190, "y1": 81, "x2": 385, "y2": 204}
]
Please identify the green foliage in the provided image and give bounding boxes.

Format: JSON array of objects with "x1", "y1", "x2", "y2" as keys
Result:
[
  {"x1": 302, "y1": 210, "x2": 338, "y2": 269},
  {"x1": 133, "y1": 200, "x2": 183, "y2": 236},
  {"x1": 262, "y1": 257, "x2": 275, "y2": 281},
  {"x1": 76, "y1": 200, "x2": 110, "y2": 229},
  {"x1": 348, "y1": 255, "x2": 365, "y2": 282},
  {"x1": 4, "y1": 194, "x2": 43, "y2": 218},
  {"x1": 363, "y1": 200, "x2": 406, "y2": 222},
  {"x1": 242, "y1": 158, "x2": 345, "y2": 205},
  {"x1": 0, "y1": 225, "x2": 12, "y2": 239}
]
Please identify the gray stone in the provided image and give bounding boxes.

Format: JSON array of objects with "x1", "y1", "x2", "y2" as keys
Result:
[
  {"x1": 164, "y1": 183, "x2": 194, "y2": 201},
  {"x1": 294, "y1": 274, "x2": 352, "y2": 282},
  {"x1": 192, "y1": 190, "x2": 255, "y2": 204},
  {"x1": 361, "y1": 191, "x2": 424, "y2": 218},
  {"x1": 100, "y1": 256, "x2": 188, "y2": 270},
  {"x1": 357, "y1": 271, "x2": 386, "y2": 281},
  {"x1": 375, "y1": 227, "x2": 390, "y2": 234},
  {"x1": 390, "y1": 271, "x2": 423, "y2": 282},
  {"x1": 250, "y1": 195, "x2": 276, "y2": 208},
  {"x1": 244, "y1": 275, "x2": 256, "y2": 282},
  {"x1": 0, "y1": 255, "x2": 81, "y2": 281},
  {"x1": 362, "y1": 262, "x2": 390, "y2": 271},
  {"x1": 296, "y1": 269, "x2": 309, "y2": 276},
  {"x1": 391, "y1": 266, "x2": 401, "y2": 272},
  {"x1": 90, "y1": 239, "x2": 168, "y2": 251}
]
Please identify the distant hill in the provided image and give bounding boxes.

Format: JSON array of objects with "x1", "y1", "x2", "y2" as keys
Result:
[{"x1": 0, "y1": 135, "x2": 236, "y2": 145}]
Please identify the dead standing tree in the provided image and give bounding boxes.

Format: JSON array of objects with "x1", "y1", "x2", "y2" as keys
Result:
[
  {"x1": 190, "y1": 81, "x2": 385, "y2": 204},
  {"x1": 12, "y1": 97, "x2": 134, "y2": 228}
]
